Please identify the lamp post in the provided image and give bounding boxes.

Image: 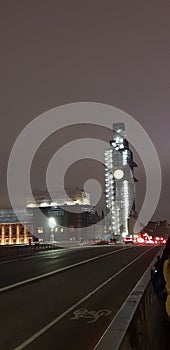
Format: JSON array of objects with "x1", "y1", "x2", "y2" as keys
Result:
[{"x1": 48, "y1": 217, "x2": 56, "y2": 242}]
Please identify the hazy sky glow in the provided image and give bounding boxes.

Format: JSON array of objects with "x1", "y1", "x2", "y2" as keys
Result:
[{"x1": 0, "y1": 1, "x2": 169, "y2": 220}]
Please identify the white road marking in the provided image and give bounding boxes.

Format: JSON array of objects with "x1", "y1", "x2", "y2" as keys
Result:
[
  {"x1": 71, "y1": 308, "x2": 112, "y2": 323},
  {"x1": 0, "y1": 247, "x2": 128, "y2": 293},
  {"x1": 0, "y1": 245, "x2": 123, "y2": 265},
  {"x1": 93, "y1": 246, "x2": 164, "y2": 350},
  {"x1": 13, "y1": 247, "x2": 155, "y2": 350}
]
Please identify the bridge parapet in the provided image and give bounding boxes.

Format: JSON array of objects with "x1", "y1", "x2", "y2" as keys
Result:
[{"x1": 94, "y1": 249, "x2": 165, "y2": 350}]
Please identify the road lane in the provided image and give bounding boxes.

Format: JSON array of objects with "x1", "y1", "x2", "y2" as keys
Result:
[
  {"x1": 0, "y1": 245, "x2": 129, "y2": 288},
  {"x1": 0, "y1": 245, "x2": 161, "y2": 350}
]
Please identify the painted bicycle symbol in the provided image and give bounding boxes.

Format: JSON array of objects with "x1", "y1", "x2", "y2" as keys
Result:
[{"x1": 71, "y1": 308, "x2": 112, "y2": 323}]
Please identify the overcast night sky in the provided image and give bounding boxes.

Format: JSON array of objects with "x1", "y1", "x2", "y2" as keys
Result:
[{"x1": 0, "y1": 1, "x2": 169, "y2": 221}]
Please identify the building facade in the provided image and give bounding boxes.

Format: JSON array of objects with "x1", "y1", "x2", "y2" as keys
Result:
[
  {"x1": 0, "y1": 209, "x2": 33, "y2": 245},
  {"x1": 26, "y1": 190, "x2": 102, "y2": 243},
  {"x1": 0, "y1": 190, "x2": 103, "y2": 245},
  {"x1": 105, "y1": 123, "x2": 137, "y2": 239}
]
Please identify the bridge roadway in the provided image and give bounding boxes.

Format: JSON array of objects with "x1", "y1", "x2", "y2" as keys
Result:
[{"x1": 0, "y1": 244, "x2": 161, "y2": 350}]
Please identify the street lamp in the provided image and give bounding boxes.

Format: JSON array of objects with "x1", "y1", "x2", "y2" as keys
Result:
[{"x1": 48, "y1": 217, "x2": 56, "y2": 242}]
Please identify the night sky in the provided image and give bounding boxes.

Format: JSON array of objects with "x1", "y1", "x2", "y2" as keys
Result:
[{"x1": 0, "y1": 1, "x2": 169, "y2": 221}]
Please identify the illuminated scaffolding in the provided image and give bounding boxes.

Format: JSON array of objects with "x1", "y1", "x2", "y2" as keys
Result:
[{"x1": 105, "y1": 123, "x2": 137, "y2": 239}]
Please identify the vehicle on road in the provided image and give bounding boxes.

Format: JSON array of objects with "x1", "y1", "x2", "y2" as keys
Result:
[{"x1": 123, "y1": 237, "x2": 135, "y2": 244}]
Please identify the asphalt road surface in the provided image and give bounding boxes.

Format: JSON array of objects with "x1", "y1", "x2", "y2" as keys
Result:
[{"x1": 0, "y1": 244, "x2": 161, "y2": 350}]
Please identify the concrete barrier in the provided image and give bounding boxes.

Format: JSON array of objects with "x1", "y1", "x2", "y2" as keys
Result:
[
  {"x1": 94, "y1": 248, "x2": 165, "y2": 350},
  {"x1": 0, "y1": 243, "x2": 61, "y2": 257},
  {"x1": 0, "y1": 240, "x2": 93, "y2": 258}
]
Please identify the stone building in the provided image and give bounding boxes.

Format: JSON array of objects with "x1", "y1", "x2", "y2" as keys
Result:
[{"x1": 0, "y1": 209, "x2": 33, "y2": 245}]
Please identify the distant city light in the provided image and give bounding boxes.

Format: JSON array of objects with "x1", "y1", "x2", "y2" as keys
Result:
[{"x1": 48, "y1": 217, "x2": 56, "y2": 229}]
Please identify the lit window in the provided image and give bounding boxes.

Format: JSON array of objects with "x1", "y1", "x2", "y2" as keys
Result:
[{"x1": 37, "y1": 227, "x2": 43, "y2": 233}]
